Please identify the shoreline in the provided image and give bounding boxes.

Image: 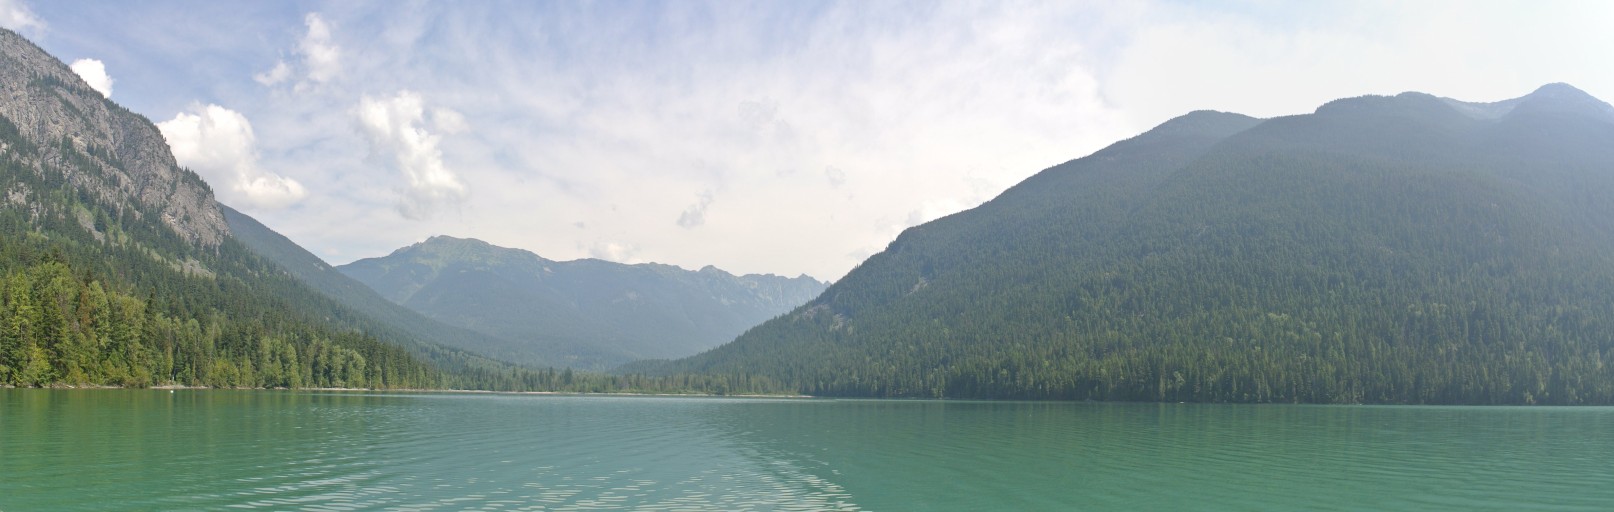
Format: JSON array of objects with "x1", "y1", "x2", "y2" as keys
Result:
[
  {"x1": 5, "y1": 383, "x2": 813, "y2": 399},
  {"x1": 6, "y1": 386, "x2": 1607, "y2": 405}
]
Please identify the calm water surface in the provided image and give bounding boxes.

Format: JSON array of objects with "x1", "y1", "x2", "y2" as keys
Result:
[{"x1": 2, "y1": 390, "x2": 1612, "y2": 511}]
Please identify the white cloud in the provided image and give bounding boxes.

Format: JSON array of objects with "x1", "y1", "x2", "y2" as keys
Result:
[
  {"x1": 83, "y1": 2, "x2": 1614, "y2": 282},
  {"x1": 299, "y1": 13, "x2": 341, "y2": 85},
  {"x1": 68, "y1": 59, "x2": 112, "y2": 98},
  {"x1": 267, "y1": 2, "x2": 1133, "y2": 279},
  {"x1": 587, "y1": 241, "x2": 640, "y2": 263},
  {"x1": 430, "y1": 107, "x2": 469, "y2": 134},
  {"x1": 156, "y1": 105, "x2": 306, "y2": 209},
  {"x1": 0, "y1": 0, "x2": 43, "y2": 34},
  {"x1": 737, "y1": 99, "x2": 778, "y2": 131},
  {"x1": 824, "y1": 166, "x2": 847, "y2": 188},
  {"x1": 355, "y1": 91, "x2": 469, "y2": 220},
  {"x1": 676, "y1": 190, "x2": 715, "y2": 229},
  {"x1": 256, "y1": 12, "x2": 341, "y2": 91},
  {"x1": 254, "y1": 60, "x2": 292, "y2": 86}
]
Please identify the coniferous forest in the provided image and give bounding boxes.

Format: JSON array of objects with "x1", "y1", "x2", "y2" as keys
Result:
[
  {"x1": 9, "y1": 21, "x2": 1614, "y2": 404},
  {"x1": 638, "y1": 87, "x2": 1614, "y2": 404}
]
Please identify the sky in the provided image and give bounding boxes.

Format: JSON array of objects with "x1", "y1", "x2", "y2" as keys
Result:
[{"x1": 3, "y1": 0, "x2": 1611, "y2": 281}]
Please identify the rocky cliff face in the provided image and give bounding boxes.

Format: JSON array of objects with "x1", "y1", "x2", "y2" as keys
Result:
[{"x1": 0, "y1": 29, "x2": 226, "y2": 246}]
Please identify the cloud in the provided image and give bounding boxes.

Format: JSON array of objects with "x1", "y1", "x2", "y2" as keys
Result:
[
  {"x1": 355, "y1": 91, "x2": 469, "y2": 220},
  {"x1": 0, "y1": 0, "x2": 43, "y2": 34},
  {"x1": 737, "y1": 99, "x2": 777, "y2": 131},
  {"x1": 156, "y1": 104, "x2": 307, "y2": 209},
  {"x1": 676, "y1": 190, "x2": 715, "y2": 229},
  {"x1": 86, "y1": 2, "x2": 1614, "y2": 282},
  {"x1": 299, "y1": 13, "x2": 340, "y2": 85},
  {"x1": 430, "y1": 107, "x2": 468, "y2": 134},
  {"x1": 255, "y1": 12, "x2": 341, "y2": 91},
  {"x1": 68, "y1": 59, "x2": 112, "y2": 98},
  {"x1": 587, "y1": 241, "x2": 639, "y2": 263},
  {"x1": 254, "y1": 60, "x2": 292, "y2": 86},
  {"x1": 824, "y1": 166, "x2": 847, "y2": 188},
  {"x1": 306, "y1": 2, "x2": 1132, "y2": 279}
]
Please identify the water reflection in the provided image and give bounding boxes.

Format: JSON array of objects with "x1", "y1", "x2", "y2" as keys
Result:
[
  {"x1": 690, "y1": 400, "x2": 1614, "y2": 511},
  {"x1": 3, "y1": 391, "x2": 1613, "y2": 511}
]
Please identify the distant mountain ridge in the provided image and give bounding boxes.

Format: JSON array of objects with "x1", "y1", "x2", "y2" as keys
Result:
[
  {"x1": 218, "y1": 205, "x2": 578, "y2": 367},
  {"x1": 639, "y1": 83, "x2": 1614, "y2": 404},
  {"x1": 338, "y1": 236, "x2": 827, "y2": 368}
]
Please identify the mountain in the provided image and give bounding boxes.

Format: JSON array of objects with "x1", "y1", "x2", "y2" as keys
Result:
[
  {"x1": 0, "y1": 28, "x2": 439, "y2": 388},
  {"x1": 0, "y1": 31, "x2": 226, "y2": 248},
  {"x1": 641, "y1": 84, "x2": 1614, "y2": 405},
  {"x1": 218, "y1": 204, "x2": 589, "y2": 368},
  {"x1": 337, "y1": 236, "x2": 827, "y2": 368}
]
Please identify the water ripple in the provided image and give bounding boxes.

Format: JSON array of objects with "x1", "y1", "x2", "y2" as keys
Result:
[{"x1": 4, "y1": 391, "x2": 1614, "y2": 511}]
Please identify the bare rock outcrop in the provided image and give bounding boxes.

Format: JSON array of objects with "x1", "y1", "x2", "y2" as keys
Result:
[{"x1": 0, "y1": 28, "x2": 227, "y2": 247}]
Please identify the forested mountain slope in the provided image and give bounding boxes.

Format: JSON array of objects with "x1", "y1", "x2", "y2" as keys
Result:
[
  {"x1": 220, "y1": 205, "x2": 590, "y2": 368},
  {"x1": 644, "y1": 84, "x2": 1614, "y2": 405},
  {"x1": 0, "y1": 28, "x2": 438, "y2": 388},
  {"x1": 339, "y1": 236, "x2": 826, "y2": 368}
]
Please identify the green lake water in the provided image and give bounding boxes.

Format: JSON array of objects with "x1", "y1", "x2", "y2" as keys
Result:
[{"x1": 2, "y1": 390, "x2": 1612, "y2": 511}]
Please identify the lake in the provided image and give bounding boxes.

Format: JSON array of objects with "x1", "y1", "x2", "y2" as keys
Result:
[{"x1": 2, "y1": 390, "x2": 1611, "y2": 511}]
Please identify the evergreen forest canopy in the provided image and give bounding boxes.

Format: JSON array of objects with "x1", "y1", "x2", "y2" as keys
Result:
[{"x1": 636, "y1": 84, "x2": 1614, "y2": 405}]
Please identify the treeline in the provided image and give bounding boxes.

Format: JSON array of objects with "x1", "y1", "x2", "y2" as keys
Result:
[
  {"x1": 0, "y1": 206, "x2": 781, "y2": 393},
  {"x1": 0, "y1": 260, "x2": 431, "y2": 388},
  {"x1": 444, "y1": 363, "x2": 787, "y2": 395},
  {"x1": 651, "y1": 100, "x2": 1614, "y2": 404},
  {"x1": 0, "y1": 258, "x2": 785, "y2": 395}
]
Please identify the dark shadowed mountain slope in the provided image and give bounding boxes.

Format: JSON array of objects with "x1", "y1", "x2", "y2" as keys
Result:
[
  {"x1": 338, "y1": 236, "x2": 827, "y2": 368},
  {"x1": 640, "y1": 84, "x2": 1614, "y2": 405}
]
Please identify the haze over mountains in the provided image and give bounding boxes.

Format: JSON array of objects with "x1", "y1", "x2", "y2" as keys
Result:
[
  {"x1": 0, "y1": 27, "x2": 806, "y2": 391},
  {"x1": 7, "y1": 23, "x2": 1614, "y2": 403},
  {"x1": 637, "y1": 83, "x2": 1614, "y2": 404},
  {"x1": 337, "y1": 236, "x2": 826, "y2": 368}
]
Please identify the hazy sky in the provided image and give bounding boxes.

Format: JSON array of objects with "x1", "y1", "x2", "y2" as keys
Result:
[{"x1": 6, "y1": 0, "x2": 1611, "y2": 280}]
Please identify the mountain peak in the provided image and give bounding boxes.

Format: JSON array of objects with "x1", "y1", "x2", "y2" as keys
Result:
[
  {"x1": 1148, "y1": 110, "x2": 1262, "y2": 137},
  {"x1": 419, "y1": 234, "x2": 487, "y2": 248},
  {"x1": 1440, "y1": 83, "x2": 1614, "y2": 122},
  {"x1": 1529, "y1": 82, "x2": 1594, "y2": 99},
  {"x1": 1312, "y1": 91, "x2": 1461, "y2": 121},
  {"x1": 1510, "y1": 82, "x2": 1614, "y2": 121},
  {"x1": 409, "y1": 235, "x2": 516, "y2": 256}
]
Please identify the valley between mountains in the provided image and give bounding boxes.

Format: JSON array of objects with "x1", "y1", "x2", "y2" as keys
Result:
[{"x1": 4, "y1": 26, "x2": 1614, "y2": 403}]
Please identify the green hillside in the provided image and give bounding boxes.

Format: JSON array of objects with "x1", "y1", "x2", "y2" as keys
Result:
[{"x1": 642, "y1": 84, "x2": 1614, "y2": 404}]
